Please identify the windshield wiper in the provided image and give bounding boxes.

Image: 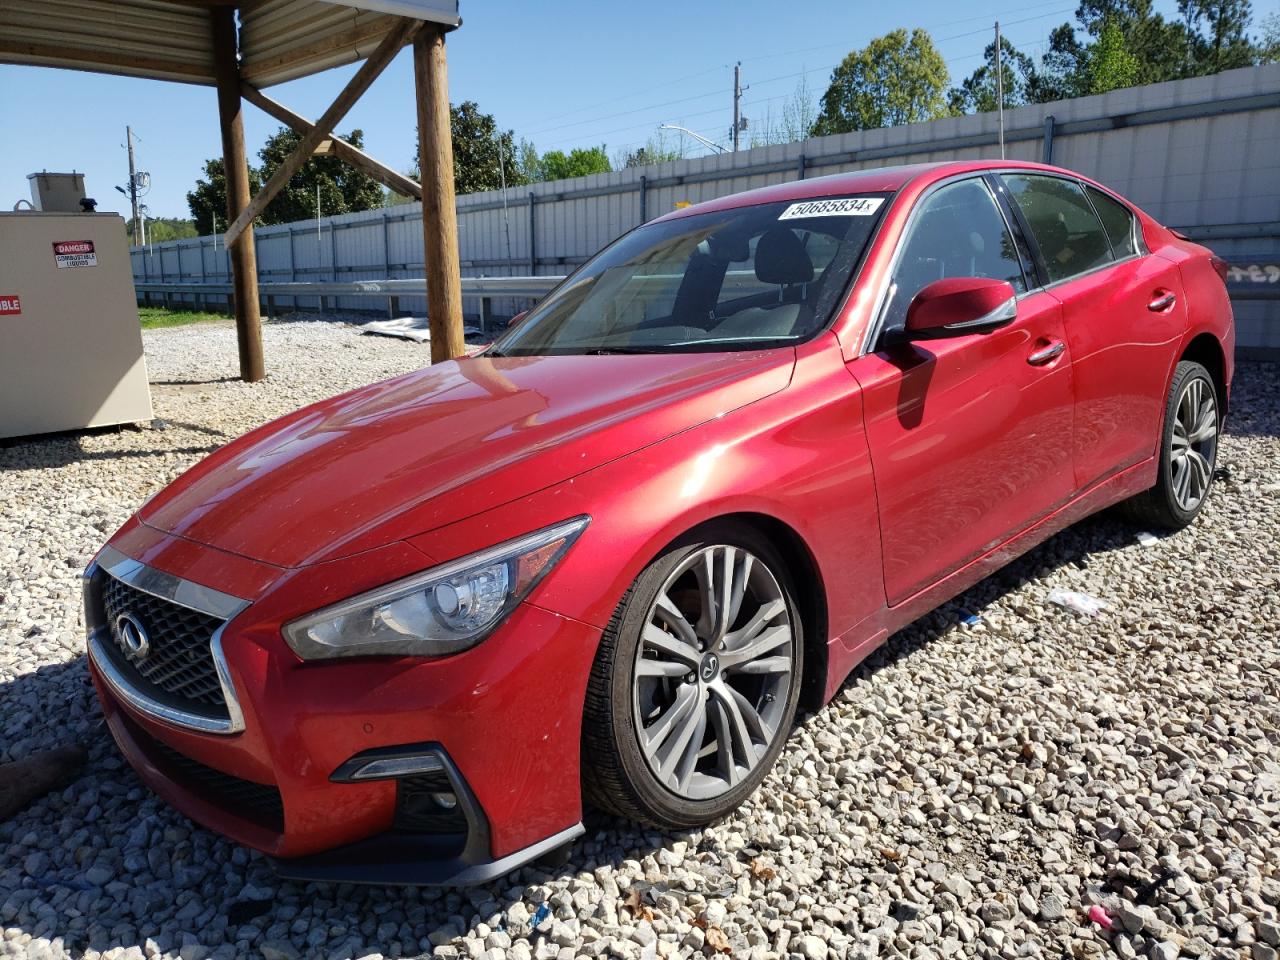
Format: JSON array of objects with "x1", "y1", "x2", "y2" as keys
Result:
[{"x1": 583, "y1": 346, "x2": 669, "y2": 355}]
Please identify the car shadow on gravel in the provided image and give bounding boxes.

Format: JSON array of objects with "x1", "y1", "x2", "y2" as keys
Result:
[{"x1": 0, "y1": 654, "x2": 675, "y2": 959}]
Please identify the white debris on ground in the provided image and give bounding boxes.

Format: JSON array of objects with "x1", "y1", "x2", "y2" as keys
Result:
[{"x1": 1, "y1": 317, "x2": 1278, "y2": 960}]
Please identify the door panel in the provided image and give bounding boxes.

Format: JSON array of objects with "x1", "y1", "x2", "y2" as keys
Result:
[
  {"x1": 1048, "y1": 255, "x2": 1187, "y2": 489},
  {"x1": 849, "y1": 290, "x2": 1075, "y2": 605}
]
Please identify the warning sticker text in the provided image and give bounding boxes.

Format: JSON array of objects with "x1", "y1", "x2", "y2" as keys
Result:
[{"x1": 53, "y1": 240, "x2": 98, "y2": 269}]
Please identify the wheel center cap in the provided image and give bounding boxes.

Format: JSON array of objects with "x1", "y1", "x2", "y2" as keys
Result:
[{"x1": 699, "y1": 653, "x2": 720, "y2": 683}]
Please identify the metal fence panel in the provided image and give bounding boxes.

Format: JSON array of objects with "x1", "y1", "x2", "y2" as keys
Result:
[{"x1": 132, "y1": 63, "x2": 1280, "y2": 349}]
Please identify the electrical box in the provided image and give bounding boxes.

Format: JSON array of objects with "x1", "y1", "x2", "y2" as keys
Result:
[
  {"x1": 26, "y1": 172, "x2": 88, "y2": 213},
  {"x1": 0, "y1": 211, "x2": 153, "y2": 439}
]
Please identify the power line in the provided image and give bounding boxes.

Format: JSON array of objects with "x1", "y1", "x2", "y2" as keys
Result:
[{"x1": 528, "y1": 7, "x2": 1073, "y2": 148}]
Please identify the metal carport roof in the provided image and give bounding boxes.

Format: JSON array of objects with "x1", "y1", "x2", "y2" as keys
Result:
[{"x1": 0, "y1": 0, "x2": 460, "y2": 88}]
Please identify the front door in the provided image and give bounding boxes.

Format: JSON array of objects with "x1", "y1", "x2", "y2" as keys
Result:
[{"x1": 849, "y1": 176, "x2": 1077, "y2": 605}]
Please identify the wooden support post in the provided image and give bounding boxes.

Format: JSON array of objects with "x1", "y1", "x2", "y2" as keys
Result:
[
  {"x1": 212, "y1": 6, "x2": 265, "y2": 382},
  {"x1": 414, "y1": 25, "x2": 465, "y2": 363}
]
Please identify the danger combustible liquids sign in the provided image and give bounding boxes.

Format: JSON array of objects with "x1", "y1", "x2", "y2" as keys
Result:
[{"x1": 52, "y1": 240, "x2": 97, "y2": 269}]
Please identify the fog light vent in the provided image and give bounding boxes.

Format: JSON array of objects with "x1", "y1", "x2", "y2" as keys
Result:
[{"x1": 395, "y1": 771, "x2": 468, "y2": 833}]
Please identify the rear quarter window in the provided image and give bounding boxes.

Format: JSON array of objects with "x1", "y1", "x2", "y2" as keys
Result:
[{"x1": 1085, "y1": 186, "x2": 1140, "y2": 259}]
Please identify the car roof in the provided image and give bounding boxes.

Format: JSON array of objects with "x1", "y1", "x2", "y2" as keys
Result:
[{"x1": 652, "y1": 159, "x2": 1086, "y2": 223}]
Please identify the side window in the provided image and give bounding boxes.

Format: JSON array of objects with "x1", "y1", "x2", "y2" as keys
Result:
[
  {"x1": 1085, "y1": 185, "x2": 1140, "y2": 259},
  {"x1": 881, "y1": 178, "x2": 1027, "y2": 333},
  {"x1": 1003, "y1": 174, "x2": 1114, "y2": 283}
]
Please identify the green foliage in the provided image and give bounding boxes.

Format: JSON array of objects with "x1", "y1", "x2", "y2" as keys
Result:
[
  {"x1": 187, "y1": 158, "x2": 260, "y2": 235},
  {"x1": 1262, "y1": 12, "x2": 1280, "y2": 62},
  {"x1": 812, "y1": 29, "x2": 951, "y2": 135},
  {"x1": 615, "y1": 131, "x2": 686, "y2": 169},
  {"x1": 447, "y1": 101, "x2": 527, "y2": 194},
  {"x1": 138, "y1": 306, "x2": 229, "y2": 328},
  {"x1": 948, "y1": 37, "x2": 1040, "y2": 114},
  {"x1": 126, "y1": 218, "x2": 198, "y2": 244},
  {"x1": 1085, "y1": 19, "x2": 1142, "y2": 93},
  {"x1": 534, "y1": 146, "x2": 612, "y2": 181},
  {"x1": 257, "y1": 128, "x2": 386, "y2": 224},
  {"x1": 187, "y1": 128, "x2": 384, "y2": 233}
]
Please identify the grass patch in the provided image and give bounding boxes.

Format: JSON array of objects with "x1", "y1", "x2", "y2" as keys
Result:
[{"x1": 139, "y1": 306, "x2": 232, "y2": 329}]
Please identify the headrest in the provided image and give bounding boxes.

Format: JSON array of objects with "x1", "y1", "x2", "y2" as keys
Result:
[{"x1": 755, "y1": 227, "x2": 814, "y2": 285}]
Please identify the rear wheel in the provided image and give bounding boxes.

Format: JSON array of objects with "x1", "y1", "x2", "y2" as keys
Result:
[
  {"x1": 581, "y1": 524, "x2": 804, "y2": 828},
  {"x1": 1121, "y1": 360, "x2": 1219, "y2": 529}
]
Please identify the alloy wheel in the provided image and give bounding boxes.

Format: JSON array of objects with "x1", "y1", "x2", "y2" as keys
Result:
[
  {"x1": 631, "y1": 545, "x2": 794, "y2": 801},
  {"x1": 1170, "y1": 376, "x2": 1218, "y2": 512}
]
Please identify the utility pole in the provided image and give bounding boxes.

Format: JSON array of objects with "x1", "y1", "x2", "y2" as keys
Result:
[
  {"x1": 732, "y1": 62, "x2": 743, "y2": 152},
  {"x1": 125, "y1": 126, "x2": 141, "y2": 241},
  {"x1": 995, "y1": 22, "x2": 1006, "y2": 159}
]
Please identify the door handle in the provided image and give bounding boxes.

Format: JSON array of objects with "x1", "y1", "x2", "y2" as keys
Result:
[
  {"x1": 1027, "y1": 340, "x2": 1065, "y2": 365},
  {"x1": 1148, "y1": 291, "x2": 1177, "y2": 312}
]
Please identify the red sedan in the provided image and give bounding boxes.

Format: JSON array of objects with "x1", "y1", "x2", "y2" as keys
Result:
[{"x1": 85, "y1": 160, "x2": 1233, "y2": 884}]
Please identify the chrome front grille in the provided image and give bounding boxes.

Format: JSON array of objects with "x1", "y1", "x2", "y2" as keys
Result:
[
  {"x1": 101, "y1": 574, "x2": 227, "y2": 712},
  {"x1": 85, "y1": 545, "x2": 250, "y2": 735}
]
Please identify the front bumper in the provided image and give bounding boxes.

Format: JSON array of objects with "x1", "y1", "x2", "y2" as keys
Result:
[{"x1": 86, "y1": 524, "x2": 600, "y2": 883}]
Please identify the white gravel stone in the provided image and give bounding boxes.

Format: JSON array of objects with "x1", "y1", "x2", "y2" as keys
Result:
[{"x1": 2, "y1": 320, "x2": 1279, "y2": 960}]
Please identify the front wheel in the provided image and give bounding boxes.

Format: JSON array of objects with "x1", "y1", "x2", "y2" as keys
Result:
[
  {"x1": 1121, "y1": 360, "x2": 1220, "y2": 529},
  {"x1": 581, "y1": 525, "x2": 804, "y2": 829}
]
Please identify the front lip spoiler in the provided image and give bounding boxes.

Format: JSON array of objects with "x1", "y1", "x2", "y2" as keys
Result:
[{"x1": 269, "y1": 822, "x2": 584, "y2": 887}]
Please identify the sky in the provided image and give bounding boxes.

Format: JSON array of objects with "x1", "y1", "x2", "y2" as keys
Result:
[{"x1": 2, "y1": 0, "x2": 1274, "y2": 219}]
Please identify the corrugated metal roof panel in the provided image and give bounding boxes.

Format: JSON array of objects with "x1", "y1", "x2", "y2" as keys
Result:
[
  {"x1": 0, "y1": 0, "x2": 216, "y2": 84},
  {"x1": 0, "y1": 0, "x2": 459, "y2": 87}
]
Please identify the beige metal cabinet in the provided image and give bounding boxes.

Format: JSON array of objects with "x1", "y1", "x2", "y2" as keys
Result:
[{"x1": 0, "y1": 211, "x2": 153, "y2": 439}]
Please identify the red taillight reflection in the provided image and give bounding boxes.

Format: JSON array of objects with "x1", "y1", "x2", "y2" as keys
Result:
[{"x1": 1210, "y1": 256, "x2": 1230, "y2": 285}]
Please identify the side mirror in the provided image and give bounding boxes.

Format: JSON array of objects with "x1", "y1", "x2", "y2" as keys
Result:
[
  {"x1": 506, "y1": 310, "x2": 528, "y2": 330},
  {"x1": 902, "y1": 277, "x2": 1017, "y2": 340}
]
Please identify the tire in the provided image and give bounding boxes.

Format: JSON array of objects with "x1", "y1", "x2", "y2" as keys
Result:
[
  {"x1": 1120, "y1": 360, "x2": 1220, "y2": 530},
  {"x1": 581, "y1": 523, "x2": 805, "y2": 829}
]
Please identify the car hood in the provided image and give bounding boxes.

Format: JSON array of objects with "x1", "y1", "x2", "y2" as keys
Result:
[{"x1": 139, "y1": 351, "x2": 794, "y2": 568}]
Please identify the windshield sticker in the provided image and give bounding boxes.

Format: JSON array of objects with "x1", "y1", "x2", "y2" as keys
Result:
[{"x1": 778, "y1": 197, "x2": 883, "y2": 220}]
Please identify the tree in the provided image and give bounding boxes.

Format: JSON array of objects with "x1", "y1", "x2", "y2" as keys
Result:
[
  {"x1": 516, "y1": 139, "x2": 542, "y2": 183},
  {"x1": 615, "y1": 131, "x2": 686, "y2": 169},
  {"x1": 812, "y1": 29, "x2": 950, "y2": 135},
  {"x1": 187, "y1": 158, "x2": 261, "y2": 234},
  {"x1": 1179, "y1": 0, "x2": 1258, "y2": 73},
  {"x1": 948, "y1": 37, "x2": 1040, "y2": 114},
  {"x1": 1262, "y1": 11, "x2": 1280, "y2": 62},
  {"x1": 447, "y1": 101, "x2": 526, "y2": 194},
  {"x1": 256, "y1": 127, "x2": 386, "y2": 225},
  {"x1": 1085, "y1": 18, "x2": 1143, "y2": 93},
  {"x1": 187, "y1": 127, "x2": 384, "y2": 232},
  {"x1": 534, "y1": 146, "x2": 611, "y2": 181}
]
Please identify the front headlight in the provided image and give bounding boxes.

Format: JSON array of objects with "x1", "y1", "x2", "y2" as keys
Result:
[{"x1": 283, "y1": 516, "x2": 589, "y2": 660}]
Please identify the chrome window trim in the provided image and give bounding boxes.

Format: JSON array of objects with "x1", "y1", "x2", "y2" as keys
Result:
[{"x1": 84, "y1": 547, "x2": 250, "y2": 736}]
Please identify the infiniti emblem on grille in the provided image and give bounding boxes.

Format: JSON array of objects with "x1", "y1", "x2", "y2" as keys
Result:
[{"x1": 115, "y1": 612, "x2": 151, "y2": 659}]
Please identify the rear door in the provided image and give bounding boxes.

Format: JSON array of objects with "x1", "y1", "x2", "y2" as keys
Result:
[
  {"x1": 1000, "y1": 173, "x2": 1188, "y2": 490},
  {"x1": 849, "y1": 176, "x2": 1076, "y2": 605}
]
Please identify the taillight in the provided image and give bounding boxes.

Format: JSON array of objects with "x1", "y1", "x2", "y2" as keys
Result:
[{"x1": 1210, "y1": 255, "x2": 1230, "y2": 285}]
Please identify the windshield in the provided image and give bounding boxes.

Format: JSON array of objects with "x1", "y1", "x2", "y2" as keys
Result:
[{"x1": 491, "y1": 194, "x2": 889, "y2": 356}]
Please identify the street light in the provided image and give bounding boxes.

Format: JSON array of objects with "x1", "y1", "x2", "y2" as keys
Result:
[{"x1": 658, "y1": 124, "x2": 726, "y2": 154}]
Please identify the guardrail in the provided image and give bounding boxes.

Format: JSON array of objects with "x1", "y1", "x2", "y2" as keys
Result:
[{"x1": 135, "y1": 275, "x2": 565, "y2": 328}]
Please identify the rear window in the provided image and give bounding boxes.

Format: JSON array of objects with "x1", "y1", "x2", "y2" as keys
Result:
[
  {"x1": 1003, "y1": 174, "x2": 1113, "y2": 284},
  {"x1": 1085, "y1": 186, "x2": 1140, "y2": 259}
]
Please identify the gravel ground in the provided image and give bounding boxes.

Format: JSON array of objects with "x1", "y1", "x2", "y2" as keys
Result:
[{"x1": 1, "y1": 318, "x2": 1277, "y2": 960}]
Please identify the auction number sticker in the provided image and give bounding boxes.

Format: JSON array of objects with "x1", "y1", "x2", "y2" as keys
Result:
[
  {"x1": 0, "y1": 295, "x2": 20, "y2": 315},
  {"x1": 52, "y1": 240, "x2": 98, "y2": 269},
  {"x1": 778, "y1": 197, "x2": 883, "y2": 219}
]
